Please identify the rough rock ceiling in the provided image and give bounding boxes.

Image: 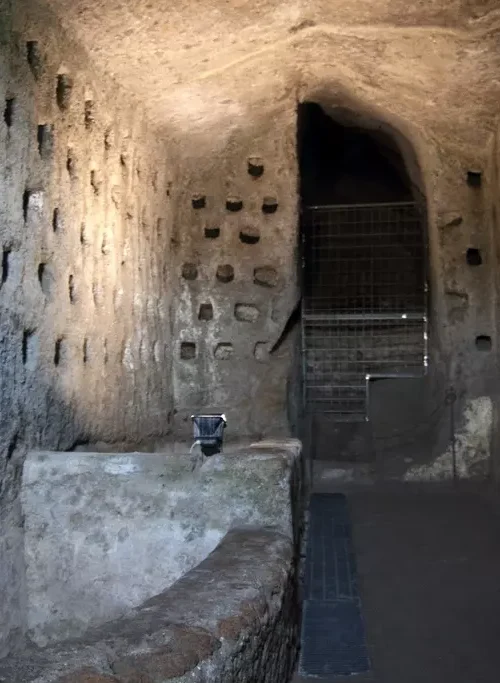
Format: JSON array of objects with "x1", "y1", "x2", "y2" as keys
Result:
[{"x1": 38, "y1": 0, "x2": 500, "y2": 143}]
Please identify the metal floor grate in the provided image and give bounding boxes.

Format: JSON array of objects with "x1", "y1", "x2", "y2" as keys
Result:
[
  {"x1": 301, "y1": 202, "x2": 427, "y2": 420},
  {"x1": 299, "y1": 493, "x2": 371, "y2": 678},
  {"x1": 304, "y1": 493, "x2": 358, "y2": 601}
]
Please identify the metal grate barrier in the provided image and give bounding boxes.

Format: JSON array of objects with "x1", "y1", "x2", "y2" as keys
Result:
[{"x1": 301, "y1": 202, "x2": 427, "y2": 420}]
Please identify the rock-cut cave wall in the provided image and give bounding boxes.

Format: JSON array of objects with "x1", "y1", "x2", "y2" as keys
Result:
[
  {"x1": 169, "y1": 79, "x2": 499, "y2": 465},
  {"x1": 0, "y1": 0, "x2": 174, "y2": 656},
  {"x1": 486, "y1": 117, "x2": 500, "y2": 485},
  {"x1": 2, "y1": 0, "x2": 500, "y2": 658},
  {"x1": 170, "y1": 108, "x2": 300, "y2": 438}
]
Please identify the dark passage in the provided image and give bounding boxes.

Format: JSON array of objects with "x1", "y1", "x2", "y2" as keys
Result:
[
  {"x1": 297, "y1": 102, "x2": 427, "y2": 425},
  {"x1": 298, "y1": 102, "x2": 413, "y2": 207},
  {"x1": 298, "y1": 101, "x2": 424, "y2": 316}
]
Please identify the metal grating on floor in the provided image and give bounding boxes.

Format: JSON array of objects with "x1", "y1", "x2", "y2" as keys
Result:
[
  {"x1": 301, "y1": 202, "x2": 427, "y2": 421},
  {"x1": 300, "y1": 600, "x2": 371, "y2": 678},
  {"x1": 304, "y1": 493, "x2": 358, "y2": 601},
  {"x1": 299, "y1": 493, "x2": 371, "y2": 678}
]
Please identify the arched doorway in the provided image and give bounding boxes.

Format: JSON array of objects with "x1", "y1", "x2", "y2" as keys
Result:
[{"x1": 298, "y1": 102, "x2": 428, "y2": 461}]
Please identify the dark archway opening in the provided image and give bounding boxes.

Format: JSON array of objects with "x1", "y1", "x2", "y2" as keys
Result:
[
  {"x1": 294, "y1": 102, "x2": 431, "y2": 468},
  {"x1": 298, "y1": 102, "x2": 414, "y2": 206}
]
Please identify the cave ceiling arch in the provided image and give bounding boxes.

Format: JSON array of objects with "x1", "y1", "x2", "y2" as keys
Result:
[{"x1": 16, "y1": 0, "x2": 500, "y2": 146}]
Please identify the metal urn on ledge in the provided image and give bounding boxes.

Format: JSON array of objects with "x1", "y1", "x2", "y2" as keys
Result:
[{"x1": 191, "y1": 413, "x2": 227, "y2": 456}]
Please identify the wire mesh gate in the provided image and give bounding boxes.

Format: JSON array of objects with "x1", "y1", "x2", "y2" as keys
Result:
[{"x1": 301, "y1": 201, "x2": 427, "y2": 421}]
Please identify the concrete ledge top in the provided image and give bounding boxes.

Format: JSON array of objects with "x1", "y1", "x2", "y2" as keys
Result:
[{"x1": 24, "y1": 437, "x2": 302, "y2": 476}]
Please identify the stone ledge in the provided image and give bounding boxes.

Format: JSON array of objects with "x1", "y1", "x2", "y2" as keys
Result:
[
  {"x1": 22, "y1": 438, "x2": 303, "y2": 647},
  {"x1": 0, "y1": 526, "x2": 298, "y2": 683}
]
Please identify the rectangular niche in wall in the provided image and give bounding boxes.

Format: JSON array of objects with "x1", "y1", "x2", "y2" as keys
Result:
[
  {"x1": 239, "y1": 227, "x2": 260, "y2": 244},
  {"x1": 198, "y1": 303, "x2": 213, "y2": 321},
  {"x1": 27, "y1": 41, "x2": 43, "y2": 79},
  {"x1": 180, "y1": 342, "x2": 196, "y2": 360},
  {"x1": 254, "y1": 266, "x2": 278, "y2": 287},
  {"x1": 192, "y1": 194, "x2": 206, "y2": 209},
  {"x1": 2, "y1": 248, "x2": 11, "y2": 284},
  {"x1": 182, "y1": 263, "x2": 198, "y2": 281},
  {"x1": 68, "y1": 274, "x2": 76, "y2": 303},
  {"x1": 476, "y1": 335, "x2": 492, "y2": 351},
  {"x1": 22, "y1": 190, "x2": 30, "y2": 222},
  {"x1": 4, "y1": 98, "x2": 14, "y2": 127},
  {"x1": 216, "y1": 265, "x2": 234, "y2": 283},
  {"x1": 53, "y1": 208, "x2": 61, "y2": 232},
  {"x1": 466, "y1": 248, "x2": 482, "y2": 266},
  {"x1": 254, "y1": 341, "x2": 269, "y2": 361},
  {"x1": 84, "y1": 100, "x2": 94, "y2": 130},
  {"x1": 37, "y1": 124, "x2": 54, "y2": 160},
  {"x1": 67, "y1": 148, "x2": 76, "y2": 179},
  {"x1": 90, "y1": 170, "x2": 101, "y2": 195},
  {"x1": 83, "y1": 338, "x2": 90, "y2": 364},
  {"x1": 22, "y1": 329, "x2": 39, "y2": 371},
  {"x1": 262, "y1": 196, "x2": 278, "y2": 214},
  {"x1": 467, "y1": 170, "x2": 482, "y2": 188},
  {"x1": 204, "y1": 227, "x2": 220, "y2": 239},
  {"x1": 234, "y1": 303, "x2": 259, "y2": 322},
  {"x1": 56, "y1": 73, "x2": 73, "y2": 110},
  {"x1": 214, "y1": 343, "x2": 233, "y2": 360},
  {"x1": 226, "y1": 196, "x2": 243, "y2": 212},
  {"x1": 54, "y1": 337, "x2": 66, "y2": 366},
  {"x1": 248, "y1": 157, "x2": 264, "y2": 177}
]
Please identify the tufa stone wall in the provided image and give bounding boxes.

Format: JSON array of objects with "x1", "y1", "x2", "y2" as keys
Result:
[
  {"x1": 31, "y1": 0, "x2": 500, "y2": 453},
  {"x1": 170, "y1": 109, "x2": 300, "y2": 438},
  {"x1": 2, "y1": 0, "x2": 500, "y2": 655},
  {"x1": 0, "y1": 0, "x2": 174, "y2": 656},
  {"x1": 169, "y1": 72, "x2": 499, "y2": 457},
  {"x1": 486, "y1": 116, "x2": 500, "y2": 483}
]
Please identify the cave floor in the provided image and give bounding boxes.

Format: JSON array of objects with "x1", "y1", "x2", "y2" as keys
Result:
[{"x1": 294, "y1": 473, "x2": 500, "y2": 682}]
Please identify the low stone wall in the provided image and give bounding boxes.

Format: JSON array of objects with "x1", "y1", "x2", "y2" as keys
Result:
[
  {"x1": 22, "y1": 439, "x2": 302, "y2": 646},
  {"x1": 0, "y1": 527, "x2": 298, "y2": 683},
  {"x1": 0, "y1": 438, "x2": 303, "y2": 682}
]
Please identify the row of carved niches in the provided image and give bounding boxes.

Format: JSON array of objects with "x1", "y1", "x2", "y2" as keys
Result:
[
  {"x1": 182, "y1": 263, "x2": 278, "y2": 287},
  {"x1": 195, "y1": 303, "x2": 261, "y2": 323},
  {"x1": 203, "y1": 225, "x2": 261, "y2": 244},
  {"x1": 192, "y1": 194, "x2": 278, "y2": 214},
  {"x1": 180, "y1": 341, "x2": 270, "y2": 361},
  {"x1": 20, "y1": 335, "x2": 165, "y2": 371}
]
